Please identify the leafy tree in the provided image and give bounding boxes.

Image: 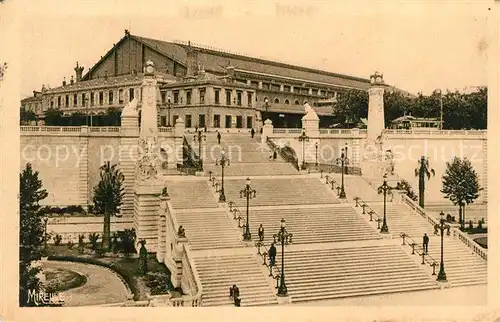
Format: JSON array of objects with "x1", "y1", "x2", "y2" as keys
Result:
[
  {"x1": 395, "y1": 179, "x2": 418, "y2": 202},
  {"x1": 88, "y1": 233, "x2": 100, "y2": 253},
  {"x1": 414, "y1": 156, "x2": 435, "y2": 208},
  {"x1": 43, "y1": 108, "x2": 63, "y2": 126},
  {"x1": 92, "y1": 162, "x2": 125, "y2": 251},
  {"x1": 105, "y1": 107, "x2": 122, "y2": 126},
  {"x1": 119, "y1": 228, "x2": 137, "y2": 258},
  {"x1": 138, "y1": 240, "x2": 148, "y2": 275},
  {"x1": 335, "y1": 89, "x2": 368, "y2": 125},
  {"x1": 20, "y1": 106, "x2": 37, "y2": 125},
  {"x1": 384, "y1": 91, "x2": 414, "y2": 126},
  {"x1": 441, "y1": 157, "x2": 482, "y2": 230},
  {"x1": 19, "y1": 163, "x2": 49, "y2": 306}
]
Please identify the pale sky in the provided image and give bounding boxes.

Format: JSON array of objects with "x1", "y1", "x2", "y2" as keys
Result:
[{"x1": 13, "y1": 0, "x2": 491, "y2": 99}]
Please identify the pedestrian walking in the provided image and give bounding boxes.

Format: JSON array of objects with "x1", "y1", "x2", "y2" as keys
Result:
[
  {"x1": 258, "y1": 224, "x2": 264, "y2": 241},
  {"x1": 268, "y1": 243, "x2": 277, "y2": 266},
  {"x1": 233, "y1": 285, "x2": 240, "y2": 298},
  {"x1": 229, "y1": 286, "x2": 234, "y2": 298},
  {"x1": 251, "y1": 128, "x2": 255, "y2": 138},
  {"x1": 273, "y1": 150, "x2": 277, "y2": 160},
  {"x1": 234, "y1": 296, "x2": 241, "y2": 307},
  {"x1": 423, "y1": 233, "x2": 429, "y2": 253},
  {"x1": 217, "y1": 131, "x2": 221, "y2": 144}
]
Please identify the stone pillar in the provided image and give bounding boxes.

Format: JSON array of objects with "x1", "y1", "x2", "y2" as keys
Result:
[
  {"x1": 280, "y1": 84, "x2": 284, "y2": 92},
  {"x1": 134, "y1": 181, "x2": 164, "y2": 253},
  {"x1": 258, "y1": 81, "x2": 263, "y2": 89},
  {"x1": 262, "y1": 119, "x2": 274, "y2": 144},
  {"x1": 290, "y1": 86, "x2": 294, "y2": 93},
  {"x1": 156, "y1": 195, "x2": 169, "y2": 263},
  {"x1": 174, "y1": 118, "x2": 185, "y2": 167},
  {"x1": 350, "y1": 128, "x2": 361, "y2": 167},
  {"x1": 367, "y1": 72, "x2": 386, "y2": 143},
  {"x1": 301, "y1": 104, "x2": 320, "y2": 165},
  {"x1": 79, "y1": 126, "x2": 89, "y2": 210}
]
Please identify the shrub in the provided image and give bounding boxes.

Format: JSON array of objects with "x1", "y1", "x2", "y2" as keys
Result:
[
  {"x1": 77, "y1": 234, "x2": 85, "y2": 254},
  {"x1": 468, "y1": 220, "x2": 473, "y2": 230},
  {"x1": 478, "y1": 220, "x2": 483, "y2": 229},
  {"x1": 88, "y1": 233, "x2": 100, "y2": 252},
  {"x1": 53, "y1": 234, "x2": 63, "y2": 246},
  {"x1": 144, "y1": 272, "x2": 173, "y2": 295},
  {"x1": 67, "y1": 240, "x2": 74, "y2": 249},
  {"x1": 118, "y1": 229, "x2": 136, "y2": 258},
  {"x1": 112, "y1": 233, "x2": 120, "y2": 254}
]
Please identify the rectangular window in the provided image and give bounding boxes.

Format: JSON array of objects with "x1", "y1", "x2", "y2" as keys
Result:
[
  {"x1": 173, "y1": 115, "x2": 179, "y2": 125},
  {"x1": 247, "y1": 92, "x2": 253, "y2": 107},
  {"x1": 199, "y1": 88, "x2": 206, "y2": 104},
  {"x1": 119, "y1": 89, "x2": 124, "y2": 104},
  {"x1": 213, "y1": 115, "x2": 220, "y2": 128},
  {"x1": 161, "y1": 92, "x2": 166, "y2": 104},
  {"x1": 50, "y1": 100, "x2": 54, "y2": 108},
  {"x1": 247, "y1": 116, "x2": 253, "y2": 129},
  {"x1": 226, "y1": 90, "x2": 232, "y2": 105},
  {"x1": 237, "y1": 92, "x2": 242, "y2": 106},
  {"x1": 236, "y1": 116, "x2": 243, "y2": 128},
  {"x1": 214, "y1": 89, "x2": 220, "y2": 104},
  {"x1": 90, "y1": 92, "x2": 94, "y2": 106},
  {"x1": 160, "y1": 116, "x2": 167, "y2": 127},
  {"x1": 284, "y1": 85, "x2": 291, "y2": 92},
  {"x1": 65, "y1": 95, "x2": 69, "y2": 107},
  {"x1": 185, "y1": 115, "x2": 192, "y2": 128},
  {"x1": 57, "y1": 96, "x2": 60, "y2": 107},
  {"x1": 99, "y1": 91, "x2": 104, "y2": 105},
  {"x1": 81, "y1": 93, "x2": 85, "y2": 106},
  {"x1": 73, "y1": 93, "x2": 78, "y2": 106},
  {"x1": 186, "y1": 90, "x2": 192, "y2": 105},
  {"x1": 225, "y1": 115, "x2": 232, "y2": 128},
  {"x1": 199, "y1": 114, "x2": 205, "y2": 128},
  {"x1": 109, "y1": 91, "x2": 113, "y2": 104},
  {"x1": 129, "y1": 88, "x2": 135, "y2": 101},
  {"x1": 173, "y1": 91, "x2": 179, "y2": 104}
]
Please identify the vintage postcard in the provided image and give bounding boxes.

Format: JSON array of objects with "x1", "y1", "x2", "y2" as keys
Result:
[{"x1": 1, "y1": 0, "x2": 499, "y2": 321}]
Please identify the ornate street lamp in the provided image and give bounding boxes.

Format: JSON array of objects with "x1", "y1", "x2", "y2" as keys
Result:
[
  {"x1": 315, "y1": 142, "x2": 319, "y2": 167},
  {"x1": 298, "y1": 131, "x2": 309, "y2": 170},
  {"x1": 335, "y1": 144, "x2": 349, "y2": 199},
  {"x1": 216, "y1": 149, "x2": 230, "y2": 202},
  {"x1": 264, "y1": 97, "x2": 270, "y2": 112},
  {"x1": 377, "y1": 173, "x2": 396, "y2": 233},
  {"x1": 240, "y1": 177, "x2": 257, "y2": 241},
  {"x1": 437, "y1": 211, "x2": 449, "y2": 282},
  {"x1": 273, "y1": 218, "x2": 293, "y2": 297},
  {"x1": 167, "y1": 95, "x2": 172, "y2": 127},
  {"x1": 193, "y1": 130, "x2": 206, "y2": 171}
]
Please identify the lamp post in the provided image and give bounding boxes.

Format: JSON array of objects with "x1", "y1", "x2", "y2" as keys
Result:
[
  {"x1": 240, "y1": 177, "x2": 257, "y2": 241},
  {"x1": 216, "y1": 149, "x2": 229, "y2": 202},
  {"x1": 298, "y1": 131, "x2": 309, "y2": 170},
  {"x1": 335, "y1": 144, "x2": 349, "y2": 199},
  {"x1": 315, "y1": 142, "x2": 319, "y2": 167},
  {"x1": 193, "y1": 130, "x2": 206, "y2": 171},
  {"x1": 273, "y1": 218, "x2": 293, "y2": 297},
  {"x1": 264, "y1": 97, "x2": 269, "y2": 112},
  {"x1": 167, "y1": 95, "x2": 172, "y2": 127},
  {"x1": 377, "y1": 173, "x2": 395, "y2": 233},
  {"x1": 437, "y1": 211, "x2": 448, "y2": 282}
]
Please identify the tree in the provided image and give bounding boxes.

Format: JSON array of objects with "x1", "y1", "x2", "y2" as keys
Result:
[
  {"x1": 20, "y1": 106, "x2": 37, "y2": 125},
  {"x1": 43, "y1": 108, "x2": 63, "y2": 126},
  {"x1": 414, "y1": 156, "x2": 435, "y2": 208},
  {"x1": 395, "y1": 179, "x2": 418, "y2": 202},
  {"x1": 335, "y1": 89, "x2": 368, "y2": 125},
  {"x1": 441, "y1": 157, "x2": 482, "y2": 230},
  {"x1": 19, "y1": 163, "x2": 49, "y2": 306},
  {"x1": 105, "y1": 107, "x2": 122, "y2": 126},
  {"x1": 92, "y1": 162, "x2": 125, "y2": 251},
  {"x1": 119, "y1": 228, "x2": 137, "y2": 258}
]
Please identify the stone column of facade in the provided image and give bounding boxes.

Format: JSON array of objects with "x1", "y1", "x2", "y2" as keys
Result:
[
  {"x1": 156, "y1": 195, "x2": 169, "y2": 263},
  {"x1": 350, "y1": 128, "x2": 361, "y2": 168},
  {"x1": 262, "y1": 119, "x2": 274, "y2": 144},
  {"x1": 301, "y1": 104, "x2": 320, "y2": 164},
  {"x1": 120, "y1": 98, "x2": 140, "y2": 217},
  {"x1": 133, "y1": 60, "x2": 164, "y2": 253},
  {"x1": 367, "y1": 72, "x2": 386, "y2": 143},
  {"x1": 79, "y1": 126, "x2": 89, "y2": 210}
]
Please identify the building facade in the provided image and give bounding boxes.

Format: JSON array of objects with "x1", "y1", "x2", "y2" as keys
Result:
[{"x1": 22, "y1": 30, "x2": 381, "y2": 129}]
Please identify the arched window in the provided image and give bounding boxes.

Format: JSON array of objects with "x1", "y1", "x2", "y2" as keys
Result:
[
  {"x1": 263, "y1": 97, "x2": 269, "y2": 103},
  {"x1": 294, "y1": 100, "x2": 300, "y2": 105},
  {"x1": 303, "y1": 100, "x2": 308, "y2": 105},
  {"x1": 274, "y1": 98, "x2": 280, "y2": 104},
  {"x1": 284, "y1": 99, "x2": 290, "y2": 105}
]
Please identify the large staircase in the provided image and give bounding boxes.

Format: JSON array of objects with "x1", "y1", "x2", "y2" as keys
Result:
[
  {"x1": 277, "y1": 244, "x2": 439, "y2": 303},
  {"x1": 369, "y1": 203, "x2": 432, "y2": 238},
  {"x1": 328, "y1": 173, "x2": 382, "y2": 202},
  {"x1": 194, "y1": 252, "x2": 278, "y2": 306},
  {"x1": 167, "y1": 180, "x2": 219, "y2": 209}
]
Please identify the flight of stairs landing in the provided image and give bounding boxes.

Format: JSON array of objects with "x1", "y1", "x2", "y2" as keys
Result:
[
  {"x1": 248, "y1": 205, "x2": 381, "y2": 244},
  {"x1": 274, "y1": 244, "x2": 439, "y2": 303},
  {"x1": 175, "y1": 209, "x2": 243, "y2": 250},
  {"x1": 194, "y1": 253, "x2": 278, "y2": 306},
  {"x1": 225, "y1": 177, "x2": 338, "y2": 207},
  {"x1": 166, "y1": 180, "x2": 219, "y2": 209},
  {"x1": 328, "y1": 173, "x2": 382, "y2": 202},
  {"x1": 425, "y1": 236, "x2": 487, "y2": 287}
]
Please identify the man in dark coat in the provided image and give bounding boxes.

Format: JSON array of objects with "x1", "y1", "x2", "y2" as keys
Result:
[
  {"x1": 258, "y1": 224, "x2": 264, "y2": 241},
  {"x1": 217, "y1": 131, "x2": 221, "y2": 144},
  {"x1": 251, "y1": 128, "x2": 255, "y2": 138},
  {"x1": 268, "y1": 243, "x2": 277, "y2": 266},
  {"x1": 423, "y1": 233, "x2": 429, "y2": 253}
]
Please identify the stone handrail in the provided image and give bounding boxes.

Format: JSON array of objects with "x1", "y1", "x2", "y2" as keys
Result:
[
  {"x1": 453, "y1": 228, "x2": 488, "y2": 261},
  {"x1": 158, "y1": 127, "x2": 173, "y2": 132},
  {"x1": 383, "y1": 129, "x2": 486, "y2": 138},
  {"x1": 172, "y1": 245, "x2": 202, "y2": 307},
  {"x1": 400, "y1": 194, "x2": 487, "y2": 261}
]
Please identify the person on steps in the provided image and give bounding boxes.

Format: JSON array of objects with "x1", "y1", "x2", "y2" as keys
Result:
[
  {"x1": 258, "y1": 224, "x2": 264, "y2": 241},
  {"x1": 217, "y1": 131, "x2": 221, "y2": 144},
  {"x1": 251, "y1": 128, "x2": 255, "y2": 138},
  {"x1": 234, "y1": 296, "x2": 241, "y2": 307},
  {"x1": 273, "y1": 150, "x2": 277, "y2": 160},
  {"x1": 423, "y1": 233, "x2": 429, "y2": 253},
  {"x1": 268, "y1": 243, "x2": 277, "y2": 266}
]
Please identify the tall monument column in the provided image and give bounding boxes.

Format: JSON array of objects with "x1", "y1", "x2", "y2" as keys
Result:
[
  {"x1": 133, "y1": 59, "x2": 164, "y2": 253},
  {"x1": 367, "y1": 72, "x2": 386, "y2": 143}
]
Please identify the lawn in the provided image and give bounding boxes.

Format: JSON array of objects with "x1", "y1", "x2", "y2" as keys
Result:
[{"x1": 46, "y1": 244, "x2": 175, "y2": 300}]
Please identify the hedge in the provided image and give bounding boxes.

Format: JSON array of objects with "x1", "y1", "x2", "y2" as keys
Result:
[{"x1": 47, "y1": 255, "x2": 139, "y2": 300}]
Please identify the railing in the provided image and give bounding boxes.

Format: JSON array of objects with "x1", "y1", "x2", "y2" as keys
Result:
[
  {"x1": 254, "y1": 240, "x2": 283, "y2": 290},
  {"x1": 400, "y1": 194, "x2": 440, "y2": 228},
  {"x1": 173, "y1": 245, "x2": 202, "y2": 307},
  {"x1": 353, "y1": 196, "x2": 382, "y2": 223},
  {"x1": 20, "y1": 126, "x2": 122, "y2": 134},
  {"x1": 399, "y1": 233, "x2": 439, "y2": 271},
  {"x1": 383, "y1": 129, "x2": 487, "y2": 138},
  {"x1": 267, "y1": 138, "x2": 299, "y2": 171},
  {"x1": 89, "y1": 127, "x2": 120, "y2": 132},
  {"x1": 158, "y1": 127, "x2": 174, "y2": 133}
]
